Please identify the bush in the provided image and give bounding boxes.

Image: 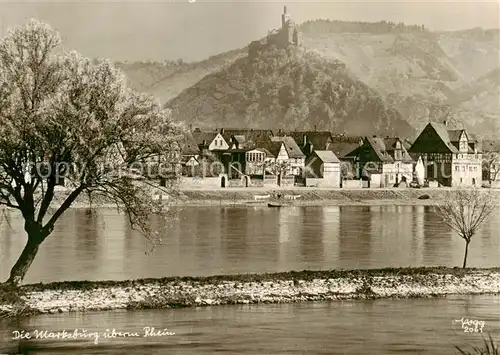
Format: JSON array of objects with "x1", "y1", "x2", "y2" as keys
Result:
[{"x1": 456, "y1": 335, "x2": 499, "y2": 355}]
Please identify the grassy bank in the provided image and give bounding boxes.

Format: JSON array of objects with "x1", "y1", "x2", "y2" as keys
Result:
[
  {"x1": 1, "y1": 267, "x2": 500, "y2": 317},
  {"x1": 43, "y1": 188, "x2": 500, "y2": 208},
  {"x1": 173, "y1": 188, "x2": 500, "y2": 206}
]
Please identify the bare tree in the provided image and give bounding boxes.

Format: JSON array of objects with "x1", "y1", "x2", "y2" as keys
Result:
[
  {"x1": 261, "y1": 160, "x2": 292, "y2": 187},
  {"x1": 434, "y1": 188, "x2": 497, "y2": 268},
  {"x1": 340, "y1": 161, "x2": 355, "y2": 179},
  {"x1": 483, "y1": 151, "x2": 500, "y2": 183},
  {"x1": 0, "y1": 20, "x2": 182, "y2": 285}
]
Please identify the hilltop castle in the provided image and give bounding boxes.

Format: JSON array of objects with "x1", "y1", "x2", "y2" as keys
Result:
[
  {"x1": 249, "y1": 6, "x2": 299, "y2": 56},
  {"x1": 274, "y1": 5, "x2": 299, "y2": 47}
]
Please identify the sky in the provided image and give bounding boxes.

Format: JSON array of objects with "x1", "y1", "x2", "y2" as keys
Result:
[{"x1": 0, "y1": 1, "x2": 498, "y2": 62}]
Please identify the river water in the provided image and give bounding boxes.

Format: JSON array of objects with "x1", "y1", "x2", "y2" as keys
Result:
[
  {"x1": 1, "y1": 206, "x2": 499, "y2": 354},
  {"x1": 1, "y1": 295, "x2": 499, "y2": 354},
  {"x1": 0, "y1": 205, "x2": 499, "y2": 283}
]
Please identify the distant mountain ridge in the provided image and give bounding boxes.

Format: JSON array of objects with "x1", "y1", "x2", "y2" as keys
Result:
[
  {"x1": 297, "y1": 20, "x2": 499, "y2": 137},
  {"x1": 164, "y1": 45, "x2": 415, "y2": 137},
  {"x1": 116, "y1": 48, "x2": 247, "y2": 104},
  {"x1": 117, "y1": 19, "x2": 500, "y2": 138}
]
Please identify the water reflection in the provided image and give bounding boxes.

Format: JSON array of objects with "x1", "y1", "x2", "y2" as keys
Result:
[
  {"x1": 222, "y1": 207, "x2": 249, "y2": 264},
  {"x1": 338, "y1": 206, "x2": 372, "y2": 268},
  {"x1": 0, "y1": 206, "x2": 499, "y2": 284},
  {"x1": 422, "y1": 205, "x2": 453, "y2": 266},
  {"x1": 411, "y1": 206, "x2": 425, "y2": 265},
  {"x1": 299, "y1": 208, "x2": 325, "y2": 264}
]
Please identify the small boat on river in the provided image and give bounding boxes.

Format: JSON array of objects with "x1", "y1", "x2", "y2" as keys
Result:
[{"x1": 267, "y1": 202, "x2": 292, "y2": 208}]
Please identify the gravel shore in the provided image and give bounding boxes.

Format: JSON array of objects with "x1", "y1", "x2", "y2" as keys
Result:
[
  {"x1": 47, "y1": 187, "x2": 499, "y2": 209},
  {"x1": 1, "y1": 268, "x2": 500, "y2": 316}
]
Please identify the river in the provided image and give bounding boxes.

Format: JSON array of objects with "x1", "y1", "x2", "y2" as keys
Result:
[
  {"x1": 1, "y1": 206, "x2": 499, "y2": 354},
  {"x1": 0, "y1": 205, "x2": 499, "y2": 283},
  {"x1": 1, "y1": 295, "x2": 499, "y2": 354}
]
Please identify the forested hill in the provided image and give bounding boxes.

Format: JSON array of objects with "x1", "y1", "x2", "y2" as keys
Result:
[
  {"x1": 165, "y1": 45, "x2": 415, "y2": 137},
  {"x1": 297, "y1": 20, "x2": 500, "y2": 137}
]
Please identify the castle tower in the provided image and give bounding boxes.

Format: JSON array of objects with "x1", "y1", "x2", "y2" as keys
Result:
[{"x1": 281, "y1": 6, "x2": 291, "y2": 28}]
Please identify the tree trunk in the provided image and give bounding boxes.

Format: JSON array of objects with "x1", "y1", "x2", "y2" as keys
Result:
[
  {"x1": 6, "y1": 236, "x2": 42, "y2": 286},
  {"x1": 462, "y1": 241, "x2": 470, "y2": 269}
]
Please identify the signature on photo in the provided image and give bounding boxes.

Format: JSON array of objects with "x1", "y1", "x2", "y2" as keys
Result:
[{"x1": 454, "y1": 318, "x2": 486, "y2": 333}]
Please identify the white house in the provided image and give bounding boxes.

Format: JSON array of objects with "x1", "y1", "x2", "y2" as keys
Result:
[
  {"x1": 271, "y1": 136, "x2": 306, "y2": 176},
  {"x1": 208, "y1": 132, "x2": 229, "y2": 151},
  {"x1": 481, "y1": 140, "x2": 500, "y2": 184},
  {"x1": 355, "y1": 136, "x2": 414, "y2": 188},
  {"x1": 191, "y1": 129, "x2": 230, "y2": 153},
  {"x1": 409, "y1": 122, "x2": 482, "y2": 187},
  {"x1": 244, "y1": 148, "x2": 276, "y2": 175},
  {"x1": 305, "y1": 150, "x2": 341, "y2": 188}
]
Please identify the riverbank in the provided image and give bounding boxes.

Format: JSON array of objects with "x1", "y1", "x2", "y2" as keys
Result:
[
  {"x1": 49, "y1": 187, "x2": 500, "y2": 208},
  {"x1": 2, "y1": 267, "x2": 500, "y2": 317}
]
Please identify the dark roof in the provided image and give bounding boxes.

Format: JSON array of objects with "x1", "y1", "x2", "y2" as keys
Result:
[
  {"x1": 255, "y1": 148, "x2": 274, "y2": 158},
  {"x1": 365, "y1": 137, "x2": 392, "y2": 162},
  {"x1": 220, "y1": 129, "x2": 273, "y2": 145},
  {"x1": 408, "y1": 152, "x2": 422, "y2": 162},
  {"x1": 328, "y1": 136, "x2": 363, "y2": 158},
  {"x1": 251, "y1": 141, "x2": 282, "y2": 157},
  {"x1": 427, "y1": 123, "x2": 469, "y2": 153},
  {"x1": 191, "y1": 130, "x2": 219, "y2": 146},
  {"x1": 279, "y1": 131, "x2": 333, "y2": 150},
  {"x1": 427, "y1": 123, "x2": 477, "y2": 153},
  {"x1": 182, "y1": 132, "x2": 200, "y2": 155},
  {"x1": 271, "y1": 136, "x2": 306, "y2": 158},
  {"x1": 362, "y1": 137, "x2": 414, "y2": 163},
  {"x1": 447, "y1": 129, "x2": 464, "y2": 142}
]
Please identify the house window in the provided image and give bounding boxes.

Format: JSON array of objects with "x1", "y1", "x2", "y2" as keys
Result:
[
  {"x1": 455, "y1": 166, "x2": 459, "y2": 172},
  {"x1": 462, "y1": 166, "x2": 465, "y2": 172}
]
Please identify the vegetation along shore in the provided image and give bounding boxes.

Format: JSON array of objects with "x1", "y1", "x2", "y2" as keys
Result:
[
  {"x1": 1, "y1": 267, "x2": 500, "y2": 318},
  {"x1": 49, "y1": 188, "x2": 500, "y2": 208}
]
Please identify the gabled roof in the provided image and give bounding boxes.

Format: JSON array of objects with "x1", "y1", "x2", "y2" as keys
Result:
[
  {"x1": 447, "y1": 129, "x2": 465, "y2": 142},
  {"x1": 182, "y1": 132, "x2": 200, "y2": 155},
  {"x1": 427, "y1": 123, "x2": 458, "y2": 153},
  {"x1": 251, "y1": 140, "x2": 282, "y2": 157},
  {"x1": 314, "y1": 150, "x2": 340, "y2": 163},
  {"x1": 342, "y1": 145, "x2": 361, "y2": 158},
  {"x1": 254, "y1": 148, "x2": 274, "y2": 158},
  {"x1": 365, "y1": 137, "x2": 393, "y2": 162},
  {"x1": 191, "y1": 130, "x2": 219, "y2": 146},
  {"x1": 279, "y1": 131, "x2": 333, "y2": 150},
  {"x1": 220, "y1": 129, "x2": 273, "y2": 145},
  {"x1": 413, "y1": 123, "x2": 478, "y2": 154},
  {"x1": 362, "y1": 136, "x2": 414, "y2": 163},
  {"x1": 271, "y1": 136, "x2": 306, "y2": 158},
  {"x1": 327, "y1": 136, "x2": 363, "y2": 158}
]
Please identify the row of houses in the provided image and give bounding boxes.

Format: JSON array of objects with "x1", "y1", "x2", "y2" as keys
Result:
[{"x1": 181, "y1": 121, "x2": 500, "y2": 189}]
